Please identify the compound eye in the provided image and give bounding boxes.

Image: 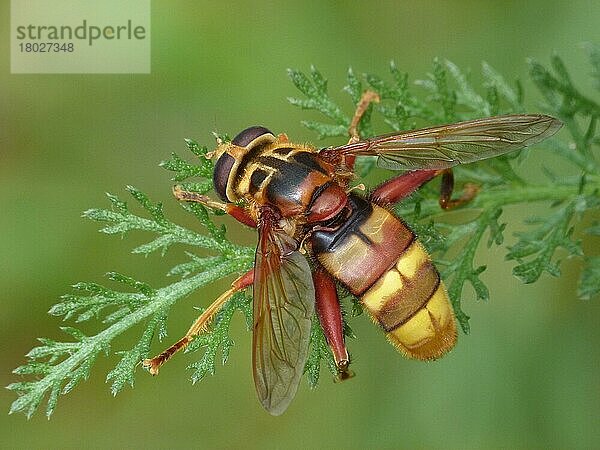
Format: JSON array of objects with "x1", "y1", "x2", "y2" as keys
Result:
[
  {"x1": 232, "y1": 126, "x2": 274, "y2": 147},
  {"x1": 213, "y1": 152, "x2": 235, "y2": 202}
]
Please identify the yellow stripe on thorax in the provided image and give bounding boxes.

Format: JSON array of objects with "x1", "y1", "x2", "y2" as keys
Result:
[{"x1": 236, "y1": 162, "x2": 275, "y2": 198}]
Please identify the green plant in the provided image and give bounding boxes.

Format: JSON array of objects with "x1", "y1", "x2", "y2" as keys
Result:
[{"x1": 9, "y1": 49, "x2": 599, "y2": 418}]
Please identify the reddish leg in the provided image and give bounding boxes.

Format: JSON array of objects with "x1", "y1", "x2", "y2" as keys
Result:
[
  {"x1": 173, "y1": 185, "x2": 257, "y2": 228},
  {"x1": 438, "y1": 169, "x2": 480, "y2": 210},
  {"x1": 370, "y1": 168, "x2": 480, "y2": 209},
  {"x1": 344, "y1": 90, "x2": 381, "y2": 172},
  {"x1": 143, "y1": 269, "x2": 254, "y2": 375},
  {"x1": 348, "y1": 90, "x2": 381, "y2": 144},
  {"x1": 370, "y1": 169, "x2": 439, "y2": 205},
  {"x1": 313, "y1": 269, "x2": 353, "y2": 381}
]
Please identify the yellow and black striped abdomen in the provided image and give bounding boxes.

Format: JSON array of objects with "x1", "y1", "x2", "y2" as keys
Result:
[
  {"x1": 311, "y1": 194, "x2": 457, "y2": 360},
  {"x1": 362, "y1": 241, "x2": 456, "y2": 360}
]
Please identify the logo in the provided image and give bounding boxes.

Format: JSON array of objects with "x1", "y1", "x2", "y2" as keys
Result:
[{"x1": 11, "y1": 0, "x2": 151, "y2": 74}]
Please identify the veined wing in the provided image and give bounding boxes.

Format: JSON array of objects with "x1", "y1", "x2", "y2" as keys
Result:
[
  {"x1": 252, "y1": 208, "x2": 315, "y2": 416},
  {"x1": 334, "y1": 114, "x2": 562, "y2": 170}
]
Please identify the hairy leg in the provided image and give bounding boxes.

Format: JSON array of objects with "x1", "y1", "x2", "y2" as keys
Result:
[
  {"x1": 371, "y1": 168, "x2": 480, "y2": 209},
  {"x1": 173, "y1": 185, "x2": 257, "y2": 227},
  {"x1": 142, "y1": 269, "x2": 254, "y2": 375},
  {"x1": 313, "y1": 269, "x2": 353, "y2": 381}
]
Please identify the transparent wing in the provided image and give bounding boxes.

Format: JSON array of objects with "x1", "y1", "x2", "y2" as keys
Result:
[
  {"x1": 252, "y1": 209, "x2": 315, "y2": 416},
  {"x1": 334, "y1": 114, "x2": 562, "y2": 170}
]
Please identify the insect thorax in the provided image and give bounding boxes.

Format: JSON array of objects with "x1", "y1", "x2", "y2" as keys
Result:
[{"x1": 229, "y1": 141, "x2": 336, "y2": 218}]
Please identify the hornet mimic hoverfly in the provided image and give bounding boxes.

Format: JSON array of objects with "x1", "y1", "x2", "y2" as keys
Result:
[{"x1": 143, "y1": 91, "x2": 562, "y2": 415}]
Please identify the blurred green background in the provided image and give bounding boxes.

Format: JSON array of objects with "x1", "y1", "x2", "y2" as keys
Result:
[{"x1": 2, "y1": 1, "x2": 599, "y2": 448}]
